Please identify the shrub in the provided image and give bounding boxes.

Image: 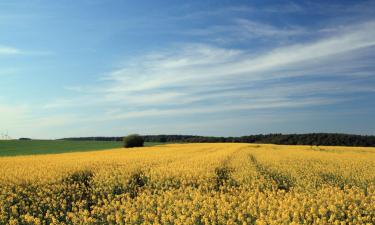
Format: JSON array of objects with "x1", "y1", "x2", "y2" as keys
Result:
[
  {"x1": 123, "y1": 134, "x2": 144, "y2": 148},
  {"x1": 19, "y1": 138, "x2": 32, "y2": 140}
]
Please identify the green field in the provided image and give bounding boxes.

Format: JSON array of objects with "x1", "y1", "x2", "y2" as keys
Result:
[{"x1": 0, "y1": 140, "x2": 162, "y2": 156}]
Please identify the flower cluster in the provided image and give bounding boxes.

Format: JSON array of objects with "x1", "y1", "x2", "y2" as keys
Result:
[{"x1": 0, "y1": 143, "x2": 373, "y2": 224}]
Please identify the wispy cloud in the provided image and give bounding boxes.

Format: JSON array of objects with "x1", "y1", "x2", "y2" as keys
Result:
[
  {"x1": 0, "y1": 45, "x2": 52, "y2": 56},
  {"x1": 303, "y1": 0, "x2": 375, "y2": 15},
  {"x1": 174, "y1": 2, "x2": 305, "y2": 21},
  {"x1": 47, "y1": 20, "x2": 375, "y2": 124},
  {"x1": 103, "y1": 20, "x2": 375, "y2": 93},
  {"x1": 185, "y1": 19, "x2": 307, "y2": 41},
  {"x1": 0, "y1": 45, "x2": 22, "y2": 55}
]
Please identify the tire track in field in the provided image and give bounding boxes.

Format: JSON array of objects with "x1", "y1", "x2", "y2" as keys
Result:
[{"x1": 248, "y1": 154, "x2": 295, "y2": 191}]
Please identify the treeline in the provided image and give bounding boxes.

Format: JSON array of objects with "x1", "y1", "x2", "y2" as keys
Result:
[{"x1": 60, "y1": 133, "x2": 375, "y2": 147}]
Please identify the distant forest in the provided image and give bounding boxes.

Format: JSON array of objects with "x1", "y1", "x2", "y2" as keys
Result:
[{"x1": 60, "y1": 133, "x2": 375, "y2": 147}]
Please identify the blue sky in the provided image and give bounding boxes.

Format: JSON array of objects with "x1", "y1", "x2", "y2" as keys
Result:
[{"x1": 1, "y1": 0, "x2": 375, "y2": 138}]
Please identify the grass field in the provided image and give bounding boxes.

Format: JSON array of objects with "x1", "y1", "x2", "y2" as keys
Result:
[
  {"x1": 0, "y1": 140, "x2": 162, "y2": 156},
  {"x1": 0, "y1": 143, "x2": 374, "y2": 224}
]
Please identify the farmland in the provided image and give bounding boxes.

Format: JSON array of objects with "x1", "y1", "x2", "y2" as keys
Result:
[
  {"x1": 0, "y1": 143, "x2": 374, "y2": 224},
  {"x1": 0, "y1": 140, "x2": 161, "y2": 156}
]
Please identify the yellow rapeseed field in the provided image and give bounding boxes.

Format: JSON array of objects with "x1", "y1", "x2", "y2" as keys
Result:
[{"x1": 0, "y1": 143, "x2": 374, "y2": 224}]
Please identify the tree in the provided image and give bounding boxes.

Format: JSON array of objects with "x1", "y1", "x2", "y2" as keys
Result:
[{"x1": 123, "y1": 134, "x2": 144, "y2": 148}]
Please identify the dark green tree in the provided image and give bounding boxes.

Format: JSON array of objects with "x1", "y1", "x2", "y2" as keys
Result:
[{"x1": 123, "y1": 134, "x2": 144, "y2": 148}]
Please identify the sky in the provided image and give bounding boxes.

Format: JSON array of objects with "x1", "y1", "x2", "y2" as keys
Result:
[{"x1": 1, "y1": 0, "x2": 375, "y2": 139}]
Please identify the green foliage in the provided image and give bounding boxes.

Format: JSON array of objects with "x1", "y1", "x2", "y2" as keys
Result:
[{"x1": 123, "y1": 134, "x2": 144, "y2": 148}]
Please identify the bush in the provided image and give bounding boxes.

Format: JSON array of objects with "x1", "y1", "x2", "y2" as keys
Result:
[
  {"x1": 123, "y1": 134, "x2": 144, "y2": 148},
  {"x1": 19, "y1": 138, "x2": 32, "y2": 140}
]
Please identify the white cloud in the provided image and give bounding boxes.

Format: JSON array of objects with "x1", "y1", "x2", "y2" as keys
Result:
[
  {"x1": 10, "y1": 20, "x2": 375, "y2": 138},
  {"x1": 100, "y1": 20, "x2": 375, "y2": 97},
  {"x1": 184, "y1": 19, "x2": 307, "y2": 43},
  {"x1": 42, "y1": 20, "x2": 375, "y2": 119},
  {"x1": 0, "y1": 45, "x2": 52, "y2": 56},
  {"x1": 0, "y1": 45, "x2": 22, "y2": 55},
  {"x1": 96, "y1": 97, "x2": 337, "y2": 121}
]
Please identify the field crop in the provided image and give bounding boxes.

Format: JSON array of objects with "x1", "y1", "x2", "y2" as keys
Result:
[
  {"x1": 0, "y1": 143, "x2": 374, "y2": 224},
  {"x1": 0, "y1": 140, "x2": 161, "y2": 156}
]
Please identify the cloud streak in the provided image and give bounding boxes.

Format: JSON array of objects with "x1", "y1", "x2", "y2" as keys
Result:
[
  {"x1": 185, "y1": 19, "x2": 307, "y2": 42},
  {"x1": 0, "y1": 45, "x2": 22, "y2": 55},
  {"x1": 42, "y1": 20, "x2": 374, "y2": 127},
  {"x1": 101, "y1": 20, "x2": 374, "y2": 96},
  {"x1": 0, "y1": 45, "x2": 52, "y2": 56}
]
